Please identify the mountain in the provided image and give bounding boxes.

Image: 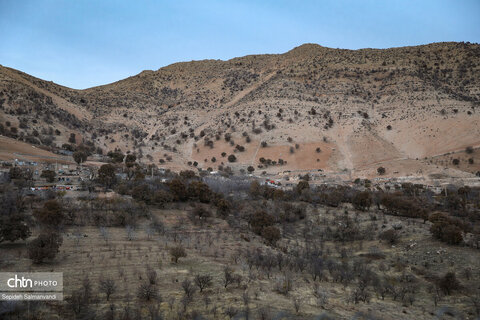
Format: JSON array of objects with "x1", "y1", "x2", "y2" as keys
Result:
[{"x1": 1, "y1": 42, "x2": 479, "y2": 179}]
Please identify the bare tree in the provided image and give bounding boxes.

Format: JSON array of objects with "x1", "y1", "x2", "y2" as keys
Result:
[
  {"x1": 167, "y1": 296, "x2": 175, "y2": 311},
  {"x1": 468, "y1": 289, "x2": 480, "y2": 317},
  {"x1": 99, "y1": 278, "x2": 116, "y2": 301},
  {"x1": 138, "y1": 283, "x2": 158, "y2": 301},
  {"x1": 194, "y1": 274, "x2": 213, "y2": 292},
  {"x1": 225, "y1": 306, "x2": 238, "y2": 319},
  {"x1": 99, "y1": 227, "x2": 110, "y2": 245},
  {"x1": 292, "y1": 297, "x2": 301, "y2": 314},
  {"x1": 146, "y1": 267, "x2": 157, "y2": 285},
  {"x1": 223, "y1": 266, "x2": 238, "y2": 289},
  {"x1": 313, "y1": 283, "x2": 329, "y2": 307},
  {"x1": 126, "y1": 225, "x2": 135, "y2": 241},
  {"x1": 181, "y1": 279, "x2": 197, "y2": 299}
]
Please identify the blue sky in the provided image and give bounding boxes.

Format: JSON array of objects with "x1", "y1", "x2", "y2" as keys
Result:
[{"x1": 1, "y1": 0, "x2": 479, "y2": 89}]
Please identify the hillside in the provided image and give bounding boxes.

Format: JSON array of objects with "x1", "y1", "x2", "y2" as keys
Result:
[{"x1": 1, "y1": 42, "x2": 479, "y2": 179}]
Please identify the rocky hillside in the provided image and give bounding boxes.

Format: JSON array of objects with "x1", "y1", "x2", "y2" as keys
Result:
[{"x1": 1, "y1": 42, "x2": 479, "y2": 178}]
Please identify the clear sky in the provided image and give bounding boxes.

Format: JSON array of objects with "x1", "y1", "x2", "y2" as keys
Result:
[{"x1": 1, "y1": 0, "x2": 479, "y2": 89}]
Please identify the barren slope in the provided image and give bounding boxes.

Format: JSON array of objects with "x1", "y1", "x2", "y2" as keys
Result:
[{"x1": 1, "y1": 42, "x2": 479, "y2": 178}]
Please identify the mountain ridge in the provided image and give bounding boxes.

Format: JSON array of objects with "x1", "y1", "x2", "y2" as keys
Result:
[{"x1": 0, "y1": 42, "x2": 479, "y2": 179}]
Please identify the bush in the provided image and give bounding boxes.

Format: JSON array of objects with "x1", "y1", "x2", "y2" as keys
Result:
[
  {"x1": 73, "y1": 151, "x2": 88, "y2": 165},
  {"x1": 280, "y1": 203, "x2": 306, "y2": 222},
  {"x1": 170, "y1": 246, "x2": 187, "y2": 263},
  {"x1": 131, "y1": 184, "x2": 153, "y2": 204},
  {"x1": 168, "y1": 179, "x2": 188, "y2": 201},
  {"x1": 179, "y1": 170, "x2": 196, "y2": 180},
  {"x1": 352, "y1": 191, "x2": 372, "y2": 211},
  {"x1": 107, "y1": 150, "x2": 125, "y2": 163},
  {"x1": 228, "y1": 154, "x2": 237, "y2": 162},
  {"x1": 430, "y1": 221, "x2": 463, "y2": 245},
  {"x1": 28, "y1": 232, "x2": 63, "y2": 263},
  {"x1": 377, "y1": 167, "x2": 386, "y2": 175},
  {"x1": 428, "y1": 212, "x2": 464, "y2": 245},
  {"x1": 153, "y1": 189, "x2": 174, "y2": 207},
  {"x1": 190, "y1": 205, "x2": 212, "y2": 223},
  {"x1": 261, "y1": 226, "x2": 281, "y2": 244},
  {"x1": 187, "y1": 181, "x2": 212, "y2": 203},
  {"x1": 380, "y1": 194, "x2": 428, "y2": 220},
  {"x1": 68, "y1": 133, "x2": 76, "y2": 144},
  {"x1": 0, "y1": 214, "x2": 31, "y2": 243},
  {"x1": 296, "y1": 180, "x2": 309, "y2": 194},
  {"x1": 33, "y1": 200, "x2": 65, "y2": 228},
  {"x1": 98, "y1": 164, "x2": 116, "y2": 189},
  {"x1": 438, "y1": 272, "x2": 460, "y2": 295},
  {"x1": 249, "y1": 211, "x2": 275, "y2": 235},
  {"x1": 379, "y1": 229, "x2": 399, "y2": 244}
]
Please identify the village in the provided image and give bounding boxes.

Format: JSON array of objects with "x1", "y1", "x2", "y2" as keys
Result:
[{"x1": 2, "y1": 152, "x2": 480, "y2": 200}]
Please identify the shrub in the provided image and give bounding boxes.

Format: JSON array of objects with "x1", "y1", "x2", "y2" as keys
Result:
[
  {"x1": 125, "y1": 154, "x2": 136, "y2": 167},
  {"x1": 107, "y1": 150, "x2": 125, "y2": 163},
  {"x1": 168, "y1": 179, "x2": 188, "y2": 201},
  {"x1": 352, "y1": 191, "x2": 372, "y2": 211},
  {"x1": 428, "y1": 212, "x2": 464, "y2": 245},
  {"x1": 190, "y1": 205, "x2": 212, "y2": 222},
  {"x1": 170, "y1": 246, "x2": 187, "y2": 263},
  {"x1": 98, "y1": 164, "x2": 116, "y2": 189},
  {"x1": 377, "y1": 167, "x2": 386, "y2": 175},
  {"x1": 466, "y1": 146, "x2": 474, "y2": 154},
  {"x1": 261, "y1": 226, "x2": 281, "y2": 244},
  {"x1": 249, "y1": 211, "x2": 275, "y2": 235},
  {"x1": 430, "y1": 221, "x2": 463, "y2": 245},
  {"x1": 33, "y1": 200, "x2": 65, "y2": 228},
  {"x1": 0, "y1": 214, "x2": 31, "y2": 243},
  {"x1": 131, "y1": 184, "x2": 153, "y2": 204},
  {"x1": 452, "y1": 159, "x2": 460, "y2": 165},
  {"x1": 68, "y1": 133, "x2": 76, "y2": 144},
  {"x1": 296, "y1": 180, "x2": 309, "y2": 194},
  {"x1": 438, "y1": 272, "x2": 460, "y2": 295},
  {"x1": 28, "y1": 232, "x2": 63, "y2": 263},
  {"x1": 381, "y1": 194, "x2": 428, "y2": 221},
  {"x1": 187, "y1": 181, "x2": 212, "y2": 203},
  {"x1": 215, "y1": 198, "x2": 231, "y2": 218},
  {"x1": 228, "y1": 154, "x2": 237, "y2": 162},
  {"x1": 280, "y1": 203, "x2": 306, "y2": 222},
  {"x1": 379, "y1": 229, "x2": 399, "y2": 244},
  {"x1": 153, "y1": 190, "x2": 174, "y2": 207},
  {"x1": 73, "y1": 151, "x2": 88, "y2": 165}
]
